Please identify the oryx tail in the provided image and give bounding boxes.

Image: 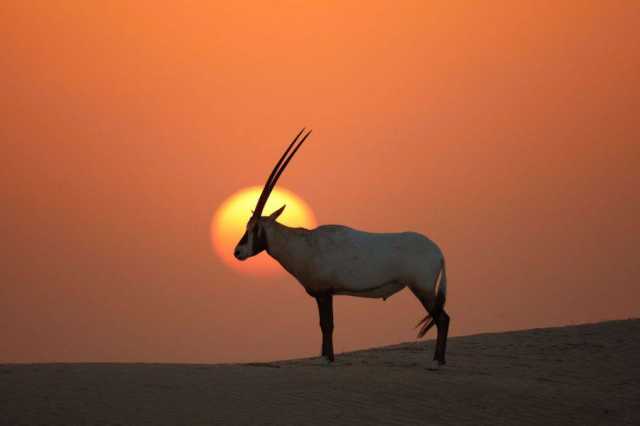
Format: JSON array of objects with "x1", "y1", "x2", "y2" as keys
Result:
[{"x1": 416, "y1": 258, "x2": 447, "y2": 338}]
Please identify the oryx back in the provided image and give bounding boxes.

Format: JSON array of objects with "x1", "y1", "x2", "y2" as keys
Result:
[{"x1": 304, "y1": 225, "x2": 443, "y2": 299}]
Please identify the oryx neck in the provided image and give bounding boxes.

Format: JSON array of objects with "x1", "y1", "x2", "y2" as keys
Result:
[
  {"x1": 263, "y1": 221, "x2": 304, "y2": 254},
  {"x1": 263, "y1": 221, "x2": 310, "y2": 278}
]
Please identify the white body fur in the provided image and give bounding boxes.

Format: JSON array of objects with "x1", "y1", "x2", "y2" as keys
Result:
[{"x1": 262, "y1": 221, "x2": 446, "y2": 303}]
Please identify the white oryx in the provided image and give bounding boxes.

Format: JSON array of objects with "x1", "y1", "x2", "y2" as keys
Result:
[{"x1": 234, "y1": 129, "x2": 449, "y2": 367}]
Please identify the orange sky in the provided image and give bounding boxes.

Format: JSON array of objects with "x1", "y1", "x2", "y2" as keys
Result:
[{"x1": 2, "y1": 1, "x2": 639, "y2": 363}]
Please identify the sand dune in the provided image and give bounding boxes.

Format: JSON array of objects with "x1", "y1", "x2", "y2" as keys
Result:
[{"x1": 2, "y1": 319, "x2": 638, "y2": 425}]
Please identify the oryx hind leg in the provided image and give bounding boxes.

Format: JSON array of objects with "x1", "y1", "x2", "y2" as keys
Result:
[
  {"x1": 435, "y1": 309, "x2": 450, "y2": 365},
  {"x1": 410, "y1": 287, "x2": 439, "y2": 363},
  {"x1": 410, "y1": 271, "x2": 448, "y2": 367}
]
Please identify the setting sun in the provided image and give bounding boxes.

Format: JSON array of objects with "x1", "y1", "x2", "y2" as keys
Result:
[{"x1": 211, "y1": 186, "x2": 317, "y2": 276}]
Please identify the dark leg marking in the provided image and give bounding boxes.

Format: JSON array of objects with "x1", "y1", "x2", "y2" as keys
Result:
[
  {"x1": 410, "y1": 287, "x2": 449, "y2": 365},
  {"x1": 434, "y1": 310, "x2": 450, "y2": 365},
  {"x1": 315, "y1": 294, "x2": 335, "y2": 362}
]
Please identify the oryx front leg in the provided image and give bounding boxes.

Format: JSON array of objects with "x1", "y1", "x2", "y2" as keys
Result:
[{"x1": 315, "y1": 294, "x2": 335, "y2": 362}]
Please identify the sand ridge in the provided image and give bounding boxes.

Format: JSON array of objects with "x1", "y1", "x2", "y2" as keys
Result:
[{"x1": 1, "y1": 319, "x2": 638, "y2": 425}]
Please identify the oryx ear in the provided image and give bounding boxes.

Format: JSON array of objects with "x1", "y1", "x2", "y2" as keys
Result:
[{"x1": 268, "y1": 205, "x2": 286, "y2": 221}]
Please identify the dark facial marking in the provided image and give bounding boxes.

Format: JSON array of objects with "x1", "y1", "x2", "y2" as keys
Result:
[
  {"x1": 239, "y1": 232, "x2": 248, "y2": 245},
  {"x1": 252, "y1": 221, "x2": 268, "y2": 253}
]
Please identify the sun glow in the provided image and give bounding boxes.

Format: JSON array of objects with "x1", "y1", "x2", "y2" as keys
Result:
[{"x1": 211, "y1": 186, "x2": 317, "y2": 276}]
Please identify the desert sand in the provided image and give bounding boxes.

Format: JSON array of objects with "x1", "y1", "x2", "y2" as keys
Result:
[{"x1": 2, "y1": 319, "x2": 638, "y2": 425}]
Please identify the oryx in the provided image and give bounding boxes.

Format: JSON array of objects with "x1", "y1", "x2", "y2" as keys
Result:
[{"x1": 234, "y1": 129, "x2": 449, "y2": 368}]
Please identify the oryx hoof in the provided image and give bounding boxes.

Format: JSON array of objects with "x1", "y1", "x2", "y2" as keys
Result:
[{"x1": 428, "y1": 360, "x2": 441, "y2": 371}]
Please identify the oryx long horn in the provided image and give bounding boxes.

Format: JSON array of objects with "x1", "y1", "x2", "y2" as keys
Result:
[
  {"x1": 253, "y1": 128, "x2": 312, "y2": 218},
  {"x1": 252, "y1": 128, "x2": 305, "y2": 218}
]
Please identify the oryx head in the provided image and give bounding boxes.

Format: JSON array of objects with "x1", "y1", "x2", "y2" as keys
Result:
[{"x1": 234, "y1": 128, "x2": 312, "y2": 261}]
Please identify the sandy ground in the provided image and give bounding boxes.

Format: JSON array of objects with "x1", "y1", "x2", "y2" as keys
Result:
[{"x1": 1, "y1": 319, "x2": 638, "y2": 425}]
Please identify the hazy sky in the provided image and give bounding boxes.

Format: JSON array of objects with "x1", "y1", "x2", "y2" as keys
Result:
[{"x1": 2, "y1": 1, "x2": 639, "y2": 363}]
